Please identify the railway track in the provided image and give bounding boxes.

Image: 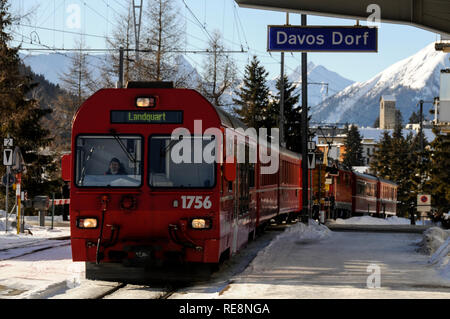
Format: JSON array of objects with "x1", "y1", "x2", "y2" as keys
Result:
[
  {"x1": 0, "y1": 240, "x2": 71, "y2": 261},
  {"x1": 89, "y1": 225, "x2": 291, "y2": 299}
]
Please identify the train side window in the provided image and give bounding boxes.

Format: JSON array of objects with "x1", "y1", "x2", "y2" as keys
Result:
[{"x1": 249, "y1": 164, "x2": 255, "y2": 188}]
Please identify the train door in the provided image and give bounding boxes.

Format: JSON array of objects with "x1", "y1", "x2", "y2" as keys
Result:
[
  {"x1": 231, "y1": 137, "x2": 239, "y2": 254},
  {"x1": 233, "y1": 140, "x2": 252, "y2": 253}
]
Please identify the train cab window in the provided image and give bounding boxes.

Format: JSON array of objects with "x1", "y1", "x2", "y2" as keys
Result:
[
  {"x1": 75, "y1": 135, "x2": 143, "y2": 187},
  {"x1": 149, "y1": 136, "x2": 216, "y2": 189}
]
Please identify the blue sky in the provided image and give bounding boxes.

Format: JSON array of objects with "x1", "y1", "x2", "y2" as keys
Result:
[{"x1": 11, "y1": 0, "x2": 439, "y2": 83}]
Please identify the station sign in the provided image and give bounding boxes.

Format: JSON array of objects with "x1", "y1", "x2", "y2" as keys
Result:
[{"x1": 268, "y1": 26, "x2": 378, "y2": 52}]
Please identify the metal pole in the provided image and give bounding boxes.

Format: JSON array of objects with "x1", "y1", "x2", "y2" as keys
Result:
[
  {"x1": 419, "y1": 100, "x2": 424, "y2": 156},
  {"x1": 280, "y1": 12, "x2": 289, "y2": 147},
  {"x1": 133, "y1": 0, "x2": 143, "y2": 80},
  {"x1": 118, "y1": 47, "x2": 124, "y2": 88},
  {"x1": 419, "y1": 100, "x2": 424, "y2": 193},
  {"x1": 280, "y1": 52, "x2": 285, "y2": 146},
  {"x1": 301, "y1": 14, "x2": 309, "y2": 223},
  {"x1": 51, "y1": 193, "x2": 55, "y2": 230},
  {"x1": 5, "y1": 166, "x2": 9, "y2": 234}
]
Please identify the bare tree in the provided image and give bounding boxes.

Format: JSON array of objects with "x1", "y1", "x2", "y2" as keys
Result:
[
  {"x1": 140, "y1": 0, "x2": 184, "y2": 82},
  {"x1": 101, "y1": 3, "x2": 139, "y2": 87},
  {"x1": 199, "y1": 30, "x2": 237, "y2": 107},
  {"x1": 59, "y1": 39, "x2": 98, "y2": 111}
]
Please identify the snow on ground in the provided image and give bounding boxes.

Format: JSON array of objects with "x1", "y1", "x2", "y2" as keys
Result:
[
  {"x1": 0, "y1": 244, "x2": 85, "y2": 299},
  {"x1": 331, "y1": 215, "x2": 430, "y2": 226},
  {"x1": 1, "y1": 214, "x2": 449, "y2": 299},
  {"x1": 417, "y1": 227, "x2": 450, "y2": 281},
  {"x1": 171, "y1": 220, "x2": 450, "y2": 299},
  {"x1": 0, "y1": 212, "x2": 80, "y2": 299}
]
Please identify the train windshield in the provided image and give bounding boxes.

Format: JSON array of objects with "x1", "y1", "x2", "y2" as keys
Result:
[
  {"x1": 149, "y1": 136, "x2": 216, "y2": 188},
  {"x1": 75, "y1": 135, "x2": 143, "y2": 187}
]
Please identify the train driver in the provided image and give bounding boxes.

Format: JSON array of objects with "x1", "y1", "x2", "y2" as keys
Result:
[{"x1": 105, "y1": 158, "x2": 127, "y2": 175}]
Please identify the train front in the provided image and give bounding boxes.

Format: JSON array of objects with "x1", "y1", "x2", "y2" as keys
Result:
[{"x1": 67, "y1": 84, "x2": 225, "y2": 281}]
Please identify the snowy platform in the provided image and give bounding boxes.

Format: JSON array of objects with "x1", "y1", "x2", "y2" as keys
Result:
[{"x1": 326, "y1": 223, "x2": 432, "y2": 233}]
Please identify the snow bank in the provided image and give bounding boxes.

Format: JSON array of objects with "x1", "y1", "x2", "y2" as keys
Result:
[
  {"x1": 428, "y1": 237, "x2": 450, "y2": 281},
  {"x1": 243, "y1": 220, "x2": 332, "y2": 274},
  {"x1": 274, "y1": 219, "x2": 332, "y2": 244},
  {"x1": 416, "y1": 227, "x2": 450, "y2": 254},
  {"x1": 415, "y1": 227, "x2": 450, "y2": 281},
  {"x1": 332, "y1": 216, "x2": 426, "y2": 226}
]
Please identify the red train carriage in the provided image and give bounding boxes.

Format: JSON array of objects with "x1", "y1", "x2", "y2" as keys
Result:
[
  {"x1": 377, "y1": 178, "x2": 398, "y2": 217},
  {"x1": 352, "y1": 172, "x2": 378, "y2": 216},
  {"x1": 62, "y1": 82, "x2": 302, "y2": 282},
  {"x1": 328, "y1": 168, "x2": 353, "y2": 219},
  {"x1": 322, "y1": 167, "x2": 398, "y2": 219}
]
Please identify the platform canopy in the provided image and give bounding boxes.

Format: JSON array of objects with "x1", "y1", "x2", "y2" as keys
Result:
[{"x1": 234, "y1": 0, "x2": 450, "y2": 36}]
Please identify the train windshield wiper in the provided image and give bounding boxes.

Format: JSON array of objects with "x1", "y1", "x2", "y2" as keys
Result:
[
  {"x1": 110, "y1": 131, "x2": 137, "y2": 165},
  {"x1": 78, "y1": 146, "x2": 95, "y2": 185}
]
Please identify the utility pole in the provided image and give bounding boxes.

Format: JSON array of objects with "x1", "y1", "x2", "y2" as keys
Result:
[
  {"x1": 118, "y1": 47, "x2": 124, "y2": 88},
  {"x1": 419, "y1": 100, "x2": 424, "y2": 157},
  {"x1": 279, "y1": 12, "x2": 289, "y2": 147},
  {"x1": 301, "y1": 14, "x2": 309, "y2": 224},
  {"x1": 133, "y1": 0, "x2": 144, "y2": 80}
]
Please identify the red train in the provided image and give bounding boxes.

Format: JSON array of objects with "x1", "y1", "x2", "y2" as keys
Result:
[
  {"x1": 61, "y1": 82, "x2": 397, "y2": 282},
  {"x1": 326, "y1": 169, "x2": 398, "y2": 219}
]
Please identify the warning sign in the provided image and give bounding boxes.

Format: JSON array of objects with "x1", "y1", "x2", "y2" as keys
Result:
[
  {"x1": 3, "y1": 149, "x2": 13, "y2": 166},
  {"x1": 417, "y1": 194, "x2": 431, "y2": 212}
]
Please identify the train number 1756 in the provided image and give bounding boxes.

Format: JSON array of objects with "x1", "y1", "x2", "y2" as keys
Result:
[{"x1": 181, "y1": 196, "x2": 212, "y2": 209}]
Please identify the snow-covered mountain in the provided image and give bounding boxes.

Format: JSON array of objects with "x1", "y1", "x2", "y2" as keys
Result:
[
  {"x1": 19, "y1": 53, "x2": 202, "y2": 88},
  {"x1": 20, "y1": 52, "x2": 354, "y2": 114},
  {"x1": 220, "y1": 61, "x2": 354, "y2": 114},
  {"x1": 312, "y1": 43, "x2": 450, "y2": 126},
  {"x1": 268, "y1": 62, "x2": 354, "y2": 107},
  {"x1": 20, "y1": 52, "x2": 104, "y2": 85}
]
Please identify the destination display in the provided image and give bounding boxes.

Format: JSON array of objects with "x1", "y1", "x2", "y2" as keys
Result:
[
  {"x1": 111, "y1": 111, "x2": 183, "y2": 124},
  {"x1": 268, "y1": 26, "x2": 378, "y2": 52}
]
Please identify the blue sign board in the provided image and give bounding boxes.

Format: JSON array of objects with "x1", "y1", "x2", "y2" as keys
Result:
[{"x1": 268, "y1": 26, "x2": 378, "y2": 52}]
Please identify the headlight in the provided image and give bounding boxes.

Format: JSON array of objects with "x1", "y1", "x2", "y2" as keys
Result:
[
  {"x1": 191, "y1": 218, "x2": 212, "y2": 230},
  {"x1": 77, "y1": 218, "x2": 98, "y2": 229},
  {"x1": 136, "y1": 96, "x2": 157, "y2": 108}
]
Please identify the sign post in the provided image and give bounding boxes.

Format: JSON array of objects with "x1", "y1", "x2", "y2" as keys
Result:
[
  {"x1": 417, "y1": 194, "x2": 431, "y2": 213},
  {"x1": 3, "y1": 137, "x2": 13, "y2": 234}
]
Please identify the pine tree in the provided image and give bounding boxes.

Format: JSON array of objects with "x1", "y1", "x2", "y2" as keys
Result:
[
  {"x1": 233, "y1": 56, "x2": 271, "y2": 130},
  {"x1": 343, "y1": 125, "x2": 364, "y2": 169},
  {"x1": 425, "y1": 127, "x2": 450, "y2": 213},
  {"x1": 408, "y1": 111, "x2": 420, "y2": 124},
  {"x1": 370, "y1": 131, "x2": 392, "y2": 178},
  {"x1": 268, "y1": 75, "x2": 302, "y2": 152},
  {"x1": 373, "y1": 116, "x2": 380, "y2": 128},
  {"x1": 0, "y1": 0, "x2": 57, "y2": 200}
]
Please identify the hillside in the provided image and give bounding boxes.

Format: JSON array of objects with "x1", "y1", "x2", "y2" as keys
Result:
[{"x1": 312, "y1": 43, "x2": 450, "y2": 126}]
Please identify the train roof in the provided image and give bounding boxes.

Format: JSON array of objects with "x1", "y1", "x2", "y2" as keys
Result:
[
  {"x1": 378, "y1": 178, "x2": 398, "y2": 187},
  {"x1": 353, "y1": 171, "x2": 378, "y2": 181},
  {"x1": 212, "y1": 102, "x2": 301, "y2": 160}
]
